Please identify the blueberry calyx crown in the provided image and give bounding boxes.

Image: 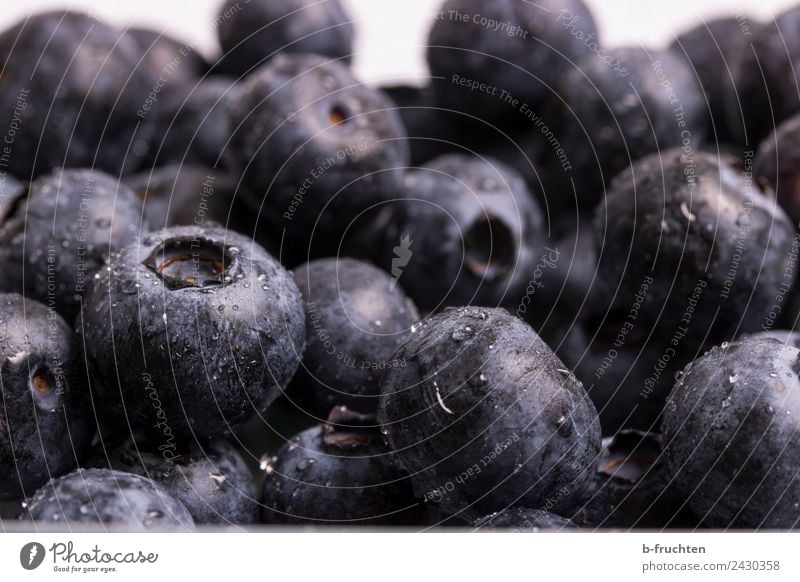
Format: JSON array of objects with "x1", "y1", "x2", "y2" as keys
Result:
[
  {"x1": 327, "y1": 103, "x2": 351, "y2": 127},
  {"x1": 30, "y1": 363, "x2": 62, "y2": 411},
  {"x1": 323, "y1": 406, "x2": 379, "y2": 450},
  {"x1": 463, "y1": 215, "x2": 515, "y2": 280},
  {"x1": 30, "y1": 365, "x2": 55, "y2": 393},
  {"x1": 144, "y1": 237, "x2": 235, "y2": 291},
  {"x1": 598, "y1": 430, "x2": 661, "y2": 483}
]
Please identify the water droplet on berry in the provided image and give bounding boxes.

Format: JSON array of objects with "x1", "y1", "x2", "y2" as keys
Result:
[
  {"x1": 259, "y1": 454, "x2": 274, "y2": 473},
  {"x1": 209, "y1": 472, "x2": 227, "y2": 486},
  {"x1": 556, "y1": 415, "x2": 572, "y2": 437},
  {"x1": 297, "y1": 458, "x2": 316, "y2": 471}
]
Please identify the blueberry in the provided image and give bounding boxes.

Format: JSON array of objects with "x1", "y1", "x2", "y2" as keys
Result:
[
  {"x1": 228, "y1": 54, "x2": 408, "y2": 264},
  {"x1": 670, "y1": 17, "x2": 755, "y2": 145},
  {"x1": 472, "y1": 127, "x2": 571, "y2": 226},
  {"x1": 348, "y1": 154, "x2": 545, "y2": 311},
  {"x1": 556, "y1": 47, "x2": 705, "y2": 207},
  {"x1": 0, "y1": 11, "x2": 156, "y2": 177},
  {"x1": 572, "y1": 431, "x2": 696, "y2": 529},
  {"x1": 378, "y1": 83, "x2": 492, "y2": 169},
  {"x1": 379, "y1": 84, "x2": 456, "y2": 167},
  {"x1": 0, "y1": 293, "x2": 92, "y2": 500},
  {"x1": 127, "y1": 27, "x2": 208, "y2": 85},
  {"x1": 216, "y1": 0, "x2": 354, "y2": 77},
  {"x1": 427, "y1": 0, "x2": 599, "y2": 122},
  {"x1": 594, "y1": 149, "x2": 796, "y2": 350},
  {"x1": 560, "y1": 319, "x2": 688, "y2": 434},
  {"x1": 78, "y1": 225, "x2": 305, "y2": 440},
  {"x1": 260, "y1": 407, "x2": 421, "y2": 525},
  {"x1": 147, "y1": 77, "x2": 243, "y2": 169},
  {"x1": 519, "y1": 227, "x2": 595, "y2": 336},
  {"x1": 90, "y1": 437, "x2": 258, "y2": 525},
  {"x1": 379, "y1": 307, "x2": 601, "y2": 520},
  {"x1": 754, "y1": 113, "x2": 800, "y2": 227},
  {"x1": 473, "y1": 508, "x2": 577, "y2": 531},
  {"x1": 0, "y1": 169, "x2": 145, "y2": 320},
  {"x1": 288, "y1": 258, "x2": 419, "y2": 417},
  {"x1": 663, "y1": 336, "x2": 800, "y2": 528},
  {"x1": 124, "y1": 164, "x2": 236, "y2": 231},
  {"x1": 23, "y1": 468, "x2": 194, "y2": 530},
  {"x1": 732, "y1": 6, "x2": 800, "y2": 145}
]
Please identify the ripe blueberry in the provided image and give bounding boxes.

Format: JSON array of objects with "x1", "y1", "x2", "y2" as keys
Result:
[
  {"x1": 227, "y1": 54, "x2": 408, "y2": 264},
  {"x1": 556, "y1": 47, "x2": 705, "y2": 206},
  {"x1": 428, "y1": 0, "x2": 599, "y2": 123},
  {"x1": 260, "y1": 407, "x2": 421, "y2": 525},
  {"x1": 670, "y1": 17, "x2": 755, "y2": 145},
  {"x1": 594, "y1": 149, "x2": 795, "y2": 351},
  {"x1": 663, "y1": 335, "x2": 800, "y2": 528},
  {"x1": 379, "y1": 307, "x2": 601, "y2": 520},
  {"x1": 349, "y1": 154, "x2": 545, "y2": 311},
  {"x1": 0, "y1": 169, "x2": 145, "y2": 320},
  {"x1": 573, "y1": 430, "x2": 696, "y2": 528},
  {"x1": 128, "y1": 27, "x2": 208, "y2": 86},
  {"x1": 0, "y1": 11, "x2": 156, "y2": 177},
  {"x1": 731, "y1": 6, "x2": 800, "y2": 144},
  {"x1": 124, "y1": 164, "x2": 236, "y2": 232},
  {"x1": 288, "y1": 258, "x2": 419, "y2": 417},
  {"x1": 92, "y1": 436, "x2": 258, "y2": 525},
  {"x1": 23, "y1": 468, "x2": 194, "y2": 530},
  {"x1": 146, "y1": 78, "x2": 243, "y2": 169},
  {"x1": 0, "y1": 293, "x2": 92, "y2": 500},
  {"x1": 216, "y1": 0, "x2": 354, "y2": 77},
  {"x1": 78, "y1": 225, "x2": 305, "y2": 440}
]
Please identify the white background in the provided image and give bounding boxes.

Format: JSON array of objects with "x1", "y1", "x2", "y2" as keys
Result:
[
  {"x1": 0, "y1": 0, "x2": 797, "y2": 84},
  {"x1": 1, "y1": 532, "x2": 799, "y2": 580}
]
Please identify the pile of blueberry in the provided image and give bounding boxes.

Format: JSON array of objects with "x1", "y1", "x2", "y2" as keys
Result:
[{"x1": 2, "y1": 0, "x2": 800, "y2": 531}]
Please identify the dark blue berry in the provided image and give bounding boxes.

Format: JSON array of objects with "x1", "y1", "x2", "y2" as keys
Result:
[
  {"x1": 379, "y1": 307, "x2": 601, "y2": 520},
  {"x1": 288, "y1": 258, "x2": 419, "y2": 417},
  {"x1": 23, "y1": 468, "x2": 194, "y2": 530},
  {"x1": 78, "y1": 225, "x2": 305, "y2": 440},
  {"x1": 0, "y1": 293, "x2": 92, "y2": 500}
]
